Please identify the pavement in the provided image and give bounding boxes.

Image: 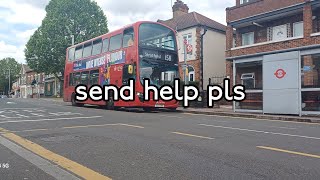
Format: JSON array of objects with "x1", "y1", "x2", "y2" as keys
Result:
[{"x1": 0, "y1": 98, "x2": 319, "y2": 179}]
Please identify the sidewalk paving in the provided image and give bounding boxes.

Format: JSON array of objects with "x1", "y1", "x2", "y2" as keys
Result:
[{"x1": 178, "y1": 106, "x2": 320, "y2": 124}]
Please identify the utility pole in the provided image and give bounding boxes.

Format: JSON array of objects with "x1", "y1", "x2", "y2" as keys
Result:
[
  {"x1": 183, "y1": 39, "x2": 188, "y2": 85},
  {"x1": 8, "y1": 69, "x2": 11, "y2": 95},
  {"x1": 71, "y1": 35, "x2": 75, "y2": 45}
]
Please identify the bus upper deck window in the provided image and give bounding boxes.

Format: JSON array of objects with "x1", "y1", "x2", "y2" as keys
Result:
[
  {"x1": 68, "y1": 47, "x2": 75, "y2": 61},
  {"x1": 92, "y1": 39, "x2": 102, "y2": 56},
  {"x1": 102, "y1": 38, "x2": 109, "y2": 53},
  {"x1": 123, "y1": 28, "x2": 134, "y2": 48},
  {"x1": 75, "y1": 45, "x2": 83, "y2": 60},
  {"x1": 109, "y1": 34, "x2": 122, "y2": 51}
]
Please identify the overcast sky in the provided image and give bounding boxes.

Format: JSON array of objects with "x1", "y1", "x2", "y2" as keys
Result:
[{"x1": 0, "y1": 0, "x2": 234, "y2": 63}]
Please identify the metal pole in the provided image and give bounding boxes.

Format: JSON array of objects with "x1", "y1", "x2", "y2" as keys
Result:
[
  {"x1": 8, "y1": 69, "x2": 11, "y2": 95},
  {"x1": 71, "y1": 35, "x2": 75, "y2": 45},
  {"x1": 184, "y1": 43, "x2": 188, "y2": 85}
]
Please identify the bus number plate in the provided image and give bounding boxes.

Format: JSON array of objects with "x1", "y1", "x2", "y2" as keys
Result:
[{"x1": 155, "y1": 104, "x2": 164, "y2": 108}]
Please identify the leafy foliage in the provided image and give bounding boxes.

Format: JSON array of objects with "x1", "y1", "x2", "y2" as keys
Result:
[
  {"x1": 25, "y1": 0, "x2": 108, "y2": 78},
  {"x1": 0, "y1": 58, "x2": 21, "y2": 94}
]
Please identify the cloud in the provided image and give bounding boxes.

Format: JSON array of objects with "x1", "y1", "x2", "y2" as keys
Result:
[
  {"x1": 0, "y1": 0, "x2": 234, "y2": 63},
  {"x1": 0, "y1": 41, "x2": 25, "y2": 63}
]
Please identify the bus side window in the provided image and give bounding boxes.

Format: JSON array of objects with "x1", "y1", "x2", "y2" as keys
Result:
[
  {"x1": 90, "y1": 70, "x2": 99, "y2": 85},
  {"x1": 73, "y1": 72, "x2": 81, "y2": 86},
  {"x1": 81, "y1": 71, "x2": 89, "y2": 85},
  {"x1": 75, "y1": 45, "x2": 83, "y2": 60},
  {"x1": 68, "y1": 47, "x2": 75, "y2": 61},
  {"x1": 83, "y1": 41, "x2": 93, "y2": 58},
  {"x1": 102, "y1": 38, "x2": 109, "y2": 53},
  {"x1": 109, "y1": 34, "x2": 122, "y2": 51},
  {"x1": 123, "y1": 28, "x2": 134, "y2": 48},
  {"x1": 92, "y1": 38, "x2": 102, "y2": 56}
]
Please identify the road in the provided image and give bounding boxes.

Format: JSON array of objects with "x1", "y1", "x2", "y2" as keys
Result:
[{"x1": 0, "y1": 98, "x2": 319, "y2": 180}]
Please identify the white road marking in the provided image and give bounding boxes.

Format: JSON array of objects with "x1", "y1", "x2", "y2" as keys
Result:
[
  {"x1": 2, "y1": 108, "x2": 44, "y2": 110},
  {"x1": 199, "y1": 124, "x2": 320, "y2": 140},
  {"x1": 30, "y1": 113, "x2": 45, "y2": 117},
  {"x1": 263, "y1": 126, "x2": 297, "y2": 130},
  {"x1": 16, "y1": 114, "x2": 29, "y2": 118},
  {"x1": 0, "y1": 136, "x2": 80, "y2": 180},
  {"x1": 159, "y1": 115, "x2": 183, "y2": 119},
  {"x1": 6, "y1": 102, "x2": 16, "y2": 104},
  {"x1": 183, "y1": 113, "x2": 319, "y2": 126},
  {"x1": 0, "y1": 116, "x2": 102, "y2": 124}
]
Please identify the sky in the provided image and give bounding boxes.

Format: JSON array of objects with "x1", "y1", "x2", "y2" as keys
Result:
[{"x1": 0, "y1": 0, "x2": 234, "y2": 63}]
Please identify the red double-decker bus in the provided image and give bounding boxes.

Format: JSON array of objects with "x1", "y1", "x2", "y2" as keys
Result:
[{"x1": 63, "y1": 21, "x2": 180, "y2": 111}]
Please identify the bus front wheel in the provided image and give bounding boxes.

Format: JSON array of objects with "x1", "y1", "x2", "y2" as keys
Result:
[{"x1": 106, "y1": 97, "x2": 118, "y2": 110}]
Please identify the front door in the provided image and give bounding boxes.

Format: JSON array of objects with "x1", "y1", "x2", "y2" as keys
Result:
[{"x1": 263, "y1": 51, "x2": 300, "y2": 115}]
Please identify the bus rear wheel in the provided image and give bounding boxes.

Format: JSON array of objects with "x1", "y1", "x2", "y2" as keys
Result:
[{"x1": 71, "y1": 94, "x2": 83, "y2": 107}]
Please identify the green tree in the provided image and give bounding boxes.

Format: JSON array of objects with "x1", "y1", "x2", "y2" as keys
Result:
[
  {"x1": 25, "y1": 0, "x2": 108, "y2": 80},
  {"x1": 0, "y1": 58, "x2": 21, "y2": 94}
]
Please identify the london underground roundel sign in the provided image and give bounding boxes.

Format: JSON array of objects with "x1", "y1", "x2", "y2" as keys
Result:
[{"x1": 274, "y1": 69, "x2": 286, "y2": 79}]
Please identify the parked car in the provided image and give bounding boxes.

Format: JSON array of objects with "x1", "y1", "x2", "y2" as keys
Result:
[{"x1": 1, "y1": 95, "x2": 8, "y2": 98}]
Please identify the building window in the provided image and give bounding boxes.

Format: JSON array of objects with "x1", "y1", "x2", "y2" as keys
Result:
[
  {"x1": 183, "y1": 34, "x2": 192, "y2": 45},
  {"x1": 240, "y1": 0, "x2": 251, "y2": 5},
  {"x1": 188, "y1": 66, "x2": 195, "y2": 82},
  {"x1": 242, "y1": 32, "x2": 254, "y2": 46},
  {"x1": 272, "y1": 24, "x2": 288, "y2": 41},
  {"x1": 293, "y1": 22, "x2": 303, "y2": 37}
]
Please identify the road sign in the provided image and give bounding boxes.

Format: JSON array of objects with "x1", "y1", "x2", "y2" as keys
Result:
[
  {"x1": 274, "y1": 69, "x2": 286, "y2": 79},
  {"x1": 184, "y1": 39, "x2": 188, "y2": 45}
]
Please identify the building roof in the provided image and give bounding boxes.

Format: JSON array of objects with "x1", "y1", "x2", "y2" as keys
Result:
[
  {"x1": 158, "y1": 12, "x2": 226, "y2": 33},
  {"x1": 21, "y1": 64, "x2": 33, "y2": 74}
]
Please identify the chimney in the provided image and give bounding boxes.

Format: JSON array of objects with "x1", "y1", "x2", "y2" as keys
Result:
[{"x1": 172, "y1": 0, "x2": 189, "y2": 19}]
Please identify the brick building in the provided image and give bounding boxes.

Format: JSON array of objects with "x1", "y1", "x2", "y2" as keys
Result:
[
  {"x1": 18, "y1": 64, "x2": 45, "y2": 98},
  {"x1": 226, "y1": 0, "x2": 320, "y2": 115},
  {"x1": 158, "y1": 0, "x2": 226, "y2": 91}
]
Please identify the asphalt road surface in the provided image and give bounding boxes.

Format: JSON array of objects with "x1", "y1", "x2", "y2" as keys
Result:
[{"x1": 0, "y1": 98, "x2": 319, "y2": 180}]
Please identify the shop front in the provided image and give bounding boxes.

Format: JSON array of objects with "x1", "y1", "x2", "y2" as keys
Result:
[{"x1": 233, "y1": 49, "x2": 320, "y2": 116}]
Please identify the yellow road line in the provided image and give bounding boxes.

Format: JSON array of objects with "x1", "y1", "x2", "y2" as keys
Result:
[
  {"x1": 182, "y1": 113, "x2": 319, "y2": 125},
  {"x1": 257, "y1": 146, "x2": 320, "y2": 159},
  {"x1": 0, "y1": 123, "x2": 144, "y2": 134},
  {"x1": 117, "y1": 124, "x2": 145, "y2": 129},
  {"x1": 2, "y1": 131, "x2": 112, "y2": 180},
  {"x1": 171, "y1": 132, "x2": 214, "y2": 140}
]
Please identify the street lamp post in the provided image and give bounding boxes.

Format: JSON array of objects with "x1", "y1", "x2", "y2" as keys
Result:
[{"x1": 8, "y1": 69, "x2": 11, "y2": 96}]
